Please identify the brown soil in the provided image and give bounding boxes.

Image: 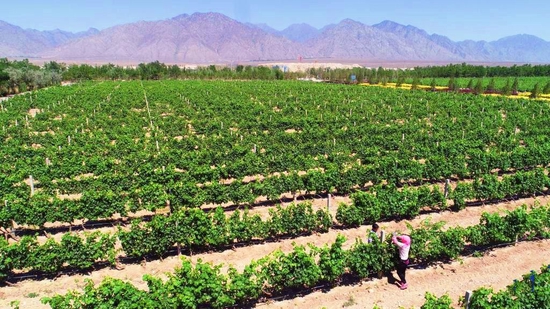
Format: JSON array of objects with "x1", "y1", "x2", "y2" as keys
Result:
[
  {"x1": 28, "y1": 109, "x2": 41, "y2": 118},
  {"x1": 0, "y1": 195, "x2": 547, "y2": 308}
]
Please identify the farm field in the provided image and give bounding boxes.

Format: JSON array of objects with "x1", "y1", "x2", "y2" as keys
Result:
[
  {"x1": 404, "y1": 76, "x2": 550, "y2": 92},
  {"x1": 2, "y1": 80, "x2": 550, "y2": 308},
  {"x1": 2, "y1": 195, "x2": 550, "y2": 308}
]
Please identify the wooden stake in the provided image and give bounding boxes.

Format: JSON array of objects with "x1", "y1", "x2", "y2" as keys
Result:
[
  {"x1": 29, "y1": 175, "x2": 35, "y2": 196},
  {"x1": 444, "y1": 179, "x2": 450, "y2": 198},
  {"x1": 463, "y1": 291, "x2": 472, "y2": 309}
]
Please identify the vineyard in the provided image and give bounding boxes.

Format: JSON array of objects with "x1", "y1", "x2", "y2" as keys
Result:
[
  {"x1": 405, "y1": 76, "x2": 550, "y2": 92},
  {"x1": 1, "y1": 80, "x2": 550, "y2": 308},
  {"x1": 421, "y1": 264, "x2": 550, "y2": 308}
]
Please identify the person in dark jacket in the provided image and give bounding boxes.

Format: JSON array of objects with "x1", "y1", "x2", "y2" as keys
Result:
[{"x1": 368, "y1": 223, "x2": 380, "y2": 243}]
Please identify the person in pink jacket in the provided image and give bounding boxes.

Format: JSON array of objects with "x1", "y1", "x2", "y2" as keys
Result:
[{"x1": 392, "y1": 233, "x2": 411, "y2": 290}]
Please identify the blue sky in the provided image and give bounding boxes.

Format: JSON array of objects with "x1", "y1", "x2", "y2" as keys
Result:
[{"x1": 2, "y1": 0, "x2": 549, "y2": 41}]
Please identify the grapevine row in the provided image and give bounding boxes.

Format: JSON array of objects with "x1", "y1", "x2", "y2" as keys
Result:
[
  {"x1": 41, "y1": 204, "x2": 550, "y2": 309},
  {"x1": 0, "y1": 168, "x2": 547, "y2": 282},
  {"x1": 3, "y1": 157, "x2": 550, "y2": 229},
  {"x1": 3, "y1": 80, "x2": 550, "y2": 228}
]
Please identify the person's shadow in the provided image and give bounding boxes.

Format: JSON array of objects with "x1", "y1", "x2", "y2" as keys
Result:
[{"x1": 385, "y1": 271, "x2": 401, "y2": 287}]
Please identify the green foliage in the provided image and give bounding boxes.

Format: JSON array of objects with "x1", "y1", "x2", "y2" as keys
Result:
[
  {"x1": 474, "y1": 78, "x2": 484, "y2": 94},
  {"x1": 317, "y1": 234, "x2": 347, "y2": 282},
  {"x1": 502, "y1": 78, "x2": 512, "y2": 95},
  {"x1": 43, "y1": 205, "x2": 550, "y2": 308},
  {"x1": 408, "y1": 219, "x2": 465, "y2": 263},
  {"x1": 396, "y1": 76, "x2": 405, "y2": 87},
  {"x1": 411, "y1": 76, "x2": 420, "y2": 90},
  {"x1": 0, "y1": 232, "x2": 116, "y2": 284},
  {"x1": 3, "y1": 79, "x2": 550, "y2": 231},
  {"x1": 451, "y1": 182, "x2": 473, "y2": 211},
  {"x1": 118, "y1": 202, "x2": 332, "y2": 260},
  {"x1": 530, "y1": 83, "x2": 540, "y2": 98},
  {"x1": 448, "y1": 76, "x2": 458, "y2": 92},
  {"x1": 262, "y1": 245, "x2": 322, "y2": 292},
  {"x1": 336, "y1": 203, "x2": 365, "y2": 227},
  {"x1": 486, "y1": 78, "x2": 496, "y2": 92},
  {"x1": 512, "y1": 77, "x2": 519, "y2": 93},
  {"x1": 421, "y1": 292, "x2": 453, "y2": 309}
]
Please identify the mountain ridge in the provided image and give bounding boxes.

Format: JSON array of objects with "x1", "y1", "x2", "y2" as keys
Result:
[{"x1": 1, "y1": 13, "x2": 549, "y2": 63}]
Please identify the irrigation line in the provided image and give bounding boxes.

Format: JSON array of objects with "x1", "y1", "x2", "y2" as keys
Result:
[{"x1": 140, "y1": 81, "x2": 155, "y2": 133}]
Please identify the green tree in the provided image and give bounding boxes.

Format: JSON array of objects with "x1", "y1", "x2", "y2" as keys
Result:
[
  {"x1": 512, "y1": 77, "x2": 519, "y2": 94},
  {"x1": 474, "y1": 79, "x2": 484, "y2": 95},
  {"x1": 447, "y1": 77, "x2": 455, "y2": 91},
  {"x1": 430, "y1": 78, "x2": 437, "y2": 91},
  {"x1": 168, "y1": 65, "x2": 181, "y2": 79},
  {"x1": 543, "y1": 81, "x2": 550, "y2": 94},
  {"x1": 466, "y1": 79, "x2": 474, "y2": 89},
  {"x1": 43, "y1": 61, "x2": 65, "y2": 73},
  {"x1": 411, "y1": 76, "x2": 420, "y2": 90},
  {"x1": 486, "y1": 78, "x2": 496, "y2": 92},
  {"x1": 530, "y1": 83, "x2": 540, "y2": 99},
  {"x1": 396, "y1": 76, "x2": 405, "y2": 88},
  {"x1": 502, "y1": 79, "x2": 512, "y2": 95}
]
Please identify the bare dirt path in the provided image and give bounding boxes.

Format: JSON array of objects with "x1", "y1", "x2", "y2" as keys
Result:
[
  {"x1": 260, "y1": 239, "x2": 550, "y2": 309},
  {"x1": 1, "y1": 195, "x2": 546, "y2": 308}
]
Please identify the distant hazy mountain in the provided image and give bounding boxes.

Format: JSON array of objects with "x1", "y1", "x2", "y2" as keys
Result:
[
  {"x1": 280, "y1": 23, "x2": 320, "y2": 42},
  {"x1": 245, "y1": 23, "x2": 280, "y2": 35},
  {"x1": 308, "y1": 19, "x2": 460, "y2": 60},
  {"x1": 469, "y1": 34, "x2": 550, "y2": 62},
  {"x1": 0, "y1": 20, "x2": 98, "y2": 57},
  {"x1": 41, "y1": 13, "x2": 305, "y2": 62},
  {"x1": 1, "y1": 13, "x2": 549, "y2": 63},
  {"x1": 373, "y1": 20, "x2": 550, "y2": 62}
]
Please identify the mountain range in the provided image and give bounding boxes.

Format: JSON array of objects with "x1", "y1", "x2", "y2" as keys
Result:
[{"x1": 1, "y1": 12, "x2": 549, "y2": 63}]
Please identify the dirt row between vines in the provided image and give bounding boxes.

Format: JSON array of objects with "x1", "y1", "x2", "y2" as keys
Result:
[{"x1": 1, "y1": 195, "x2": 548, "y2": 309}]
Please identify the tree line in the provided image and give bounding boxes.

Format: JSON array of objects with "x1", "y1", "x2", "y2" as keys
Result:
[
  {"x1": 0, "y1": 59, "x2": 63, "y2": 96},
  {"x1": 62, "y1": 61, "x2": 291, "y2": 81},
  {"x1": 306, "y1": 63, "x2": 550, "y2": 83},
  {"x1": 2, "y1": 58, "x2": 550, "y2": 97}
]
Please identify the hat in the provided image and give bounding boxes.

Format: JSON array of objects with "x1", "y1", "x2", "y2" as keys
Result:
[{"x1": 398, "y1": 235, "x2": 411, "y2": 246}]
